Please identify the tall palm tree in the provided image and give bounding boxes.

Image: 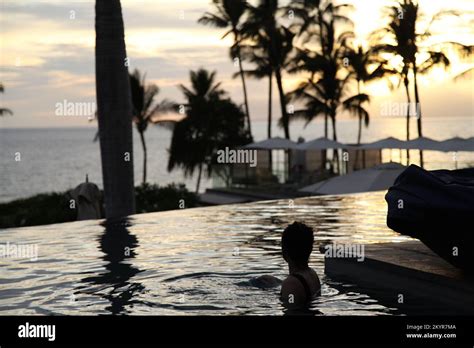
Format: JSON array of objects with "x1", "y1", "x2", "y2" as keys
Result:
[
  {"x1": 198, "y1": 0, "x2": 252, "y2": 136},
  {"x1": 168, "y1": 69, "x2": 251, "y2": 193},
  {"x1": 129, "y1": 69, "x2": 174, "y2": 184},
  {"x1": 344, "y1": 45, "x2": 386, "y2": 145},
  {"x1": 289, "y1": 59, "x2": 370, "y2": 144},
  {"x1": 288, "y1": 15, "x2": 369, "y2": 173},
  {"x1": 0, "y1": 83, "x2": 13, "y2": 116},
  {"x1": 239, "y1": 38, "x2": 275, "y2": 166},
  {"x1": 288, "y1": 47, "x2": 331, "y2": 137},
  {"x1": 343, "y1": 44, "x2": 388, "y2": 169},
  {"x1": 371, "y1": 4, "x2": 415, "y2": 163},
  {"x1": 240, "y1": 25, "x2": 294, "y2": 140},
  {"x1": 288, "y1": 0, "x2": 354, "y2": 71},
  {"x1": 239, "y1": 47, "x2": 273, "y2": 138},
  {"x1": 453, "y1": 45, "x2": 474, "y2": 80},
  {"x1": 287, "y1": 0, "x2": 353, "y2": 137},
  {"x1": 374, "y1": 0, "x2": 469, "y2": 166},
  {"x1": 382, "y1": 63, "x2": 413, "y2": 163},
  {"x1": 244, "y1": 0, "x2": 293, "y2": 139},
  {"x1": 95, "y1": 0, "x2": 135, "y2": 218}
]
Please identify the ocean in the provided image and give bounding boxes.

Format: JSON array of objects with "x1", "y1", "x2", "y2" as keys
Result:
[{"x1": 1, "y1": 116, "x2": 473, "y2": 202}]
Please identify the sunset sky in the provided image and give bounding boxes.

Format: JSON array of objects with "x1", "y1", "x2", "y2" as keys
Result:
[{"x1": 0, "y1": 0, "x2": 473, "y2": 130}]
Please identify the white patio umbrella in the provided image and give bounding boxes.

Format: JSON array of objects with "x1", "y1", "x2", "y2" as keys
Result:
[
  {"x1": 359, "y1": 137, "x2": 406, "y2": 163},
  {"x1": 242, "y1": 137, "x2": 300, "y2": 150},
  {"x1": 359, "y1": 137, "x2": 405, "y2": 150},
  {"x1": 437, "y1": 137, "x2": 474, "y2": 152},
  {"x1": 295, "y1": 137, "x2": 350, "y2": 150},
  {"x1": 436, "y1": 137, "x2": 474, "y2": 169},
  {"x1": 299, "y1": 162, "x2": 406, "y2": 195},
  {"x1": 400, "y1": 136, "x2": 444, "y2": 151}
]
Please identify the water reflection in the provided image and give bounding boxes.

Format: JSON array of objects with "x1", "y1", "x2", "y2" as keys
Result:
[
  {"x1": 77, "y1": 218, "x2": 145, "y2": 315},
  {"x1": 0, "y1": 192, "x2": 412, "y2": 315}
]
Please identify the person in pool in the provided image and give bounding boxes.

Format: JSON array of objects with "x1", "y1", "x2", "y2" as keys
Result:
[{"x1": 251, "y1": 222, "x2": 321, "y2": 306}]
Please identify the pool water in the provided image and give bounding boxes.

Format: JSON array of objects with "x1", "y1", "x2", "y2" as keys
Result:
[{"x1": 0, "y1": 191, "x2": 411, "y2": 315}]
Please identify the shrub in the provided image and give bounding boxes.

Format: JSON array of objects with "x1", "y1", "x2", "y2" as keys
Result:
[
  {"x1": 0, "y1": 183, "x2": 199, "y2": 229},
  {"x1": 135, "y1": 183, "x2": 198, "y2": 213}
]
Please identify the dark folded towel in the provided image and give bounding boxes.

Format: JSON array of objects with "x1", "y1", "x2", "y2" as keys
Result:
[{"x1": 385, "y1": 164, "x2": 474, "y2": 272}]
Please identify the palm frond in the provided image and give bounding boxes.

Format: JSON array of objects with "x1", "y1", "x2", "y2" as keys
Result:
[{"x1": 0, "y1": 108, "x2": 13, "y2": 116}]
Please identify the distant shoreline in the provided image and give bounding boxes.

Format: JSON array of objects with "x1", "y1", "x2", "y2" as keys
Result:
[{"x1": 1, "y1": 115, "x2": 473, "y2": 131}]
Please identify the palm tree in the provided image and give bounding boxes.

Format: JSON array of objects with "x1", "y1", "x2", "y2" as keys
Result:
[
  {"x1": 168, "y1": 69, "x2": 251, "y2": 193},
  {"x1": 0, "y1": 83, "x2": 13, "y2": 116},
  {"x1": 453, "y1": 44, "x2": 474, "y2": 80},
  {"x1": 343, "y1": 44, "x2": 388, "y2": 168},
  {"x1": 243, "y1": 0, "x2": 293, "y2": 139},
  {"x1": 288, "y1": 0, "x2": 353, "y2": 52},
  {"x1": 129, "y1": 69, "x2": 174, "y2": 184},
  {"x1": 344, "y1": 45, "x2": 387, "y2": 145},
  {"x1": 287, "y1": 0, "x2": 353, "y2": 137},
  {"x1": 374, "y1": 0, "x2": 470, "y2": 166},
  {"x1": 383, "y1": 63, "x2": 413, "y2": 163},
  {"x1": 239, "y1": 36, "x2": 273, "y2": 138},
  {"x1": 289, "y1": 59, "x2": 370, "y2": 144},
  {"x1": 239, "y1": 37, "x2": 275, "y2": 166},
  {"x1": 198, "y1": 0, "x2": 252, "y2": 136},
  {"x1": 95, "y1": 0, "x2": 135, "y2": 218},
  {"x1": 288, "y1": 15, "x2": 369, "y2": 173},
  {"x1": 371, "y1": 4, "x2": 415, "y2": 163}
]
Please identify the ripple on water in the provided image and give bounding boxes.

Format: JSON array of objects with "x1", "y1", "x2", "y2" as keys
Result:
[{"x1": 0, "y1": 191, "x2": 410, "y2": 315}]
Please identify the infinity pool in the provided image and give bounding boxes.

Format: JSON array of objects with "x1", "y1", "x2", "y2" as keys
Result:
[{"x1": 0, "y1": 191, "x2": 411, "y2": 315}]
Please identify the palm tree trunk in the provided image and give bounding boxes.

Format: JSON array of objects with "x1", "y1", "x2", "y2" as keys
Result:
[
  {"x1": 233, "y1": 31, "x2": 251, "y2": 137},
  {"x1": 316, "y1": 4, "x2": 332, "y2": 174},
  {"x1": 268, "y1": 72, "x2": 273, "y2": 139},
  {"x1": 404, "y1": 76, "x2": 411, "y2": 165},
  {"x1": 355, "y1": 81, "x2": 362, "y2": 170},
  {"x1": 356, "y1": 81, "x2": 362, "y2": 144},
  {"x1": 353, "y1": 116, "x2": 362, "y2": 170},
  {"x1": 357, "y1": 116, "x2": 362, "y2": 145},
  {"x1": 237, "y1": 52, "x2": 252, "y2": 137},
  {"x1": 317, "y1": 9, "x2": 326, "y2": 56},
  {"x1": 139, "y1": 130, "x2": 147, "y2": 184},
  {"x1": 413, "y1": 68, "x2": 423, "y2": 137},
  {"x1": 95, "y1": 0, "x2": 135, "y2": 218},
  {"x1": 331, "y1": 114, "x2": 340, "y2": 174},
  {"x1": 413, "y1": 67, "x2": 424, "y2": 167},
  {"x1": 331, "y1": 115, "x2": 338, "y2": 141},
  {"x1": 322, "y1": 113, "x2": 328, "y2": 171},
  {"x1": 274, "y1": 68, "x2": 290, "y2": 139},
  {"x1": 324, "y1": 114, "x2": 328, "y2": 138},
  {"x1": 268, "y1": 71, "x2": 273, "y2": 168},
  {"x1": 316, "y1": 5, "x2": 329, "y2": 174},
  {"x1": 195, "y1": 163, "x2": 203, "y2": 194}
]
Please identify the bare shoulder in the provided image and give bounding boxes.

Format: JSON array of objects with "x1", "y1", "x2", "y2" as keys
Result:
[{"x1": 281, "y1": 276, "x2": 306, "y2": 305}]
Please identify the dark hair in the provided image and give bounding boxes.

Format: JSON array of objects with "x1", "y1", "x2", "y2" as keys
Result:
[{"x1": 281, "y1": 222, "x2": 314, "y2": 267}]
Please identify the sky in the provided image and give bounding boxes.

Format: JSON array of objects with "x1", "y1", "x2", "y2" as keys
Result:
[{"x1": 0, "y1": 0, "x2": 473, "y2": 130}]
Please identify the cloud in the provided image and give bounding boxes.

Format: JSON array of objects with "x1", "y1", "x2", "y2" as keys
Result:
[{"x1": 1, "y1": 0, "x2": 472, "y2": 129}]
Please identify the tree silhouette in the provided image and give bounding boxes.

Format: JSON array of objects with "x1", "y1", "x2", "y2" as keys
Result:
[
  {"x1": 95, "y1": 0, "x2": 135, "y2": 218},
  {"x1": 198, "y1": 0, "x2": 252, "y2": 136},
  {"x1": 0, "y1": 83, "x2": 13, "y2": 116},
  {"x1": 168, "y1": 69, "x2": 252, "y2": 193},
  {"x1": 129, "y1": 69, "x2": 174, "y2": 184}
]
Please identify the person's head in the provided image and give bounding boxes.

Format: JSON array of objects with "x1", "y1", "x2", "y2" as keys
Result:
[{"x1": 281, "y1": 222, "x2": 314, "y2": 268}]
